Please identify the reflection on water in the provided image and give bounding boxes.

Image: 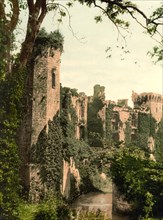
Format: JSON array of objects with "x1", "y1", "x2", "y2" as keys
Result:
[{"x1": 71, "y1": 192, "x2": 129, "y2": 220}]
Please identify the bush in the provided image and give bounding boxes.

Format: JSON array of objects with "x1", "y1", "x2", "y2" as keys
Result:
[
  {"x1": 33, "y1": 197, "x2": 58, "y2": 220},
  {"x1": 70, "y1": 209, "x2": 111, "y2": 220},
  {"x1": 18, "y1": 202, "x2": 38, "y2": 220},
  {"x1": 110, "y1": 146, "x2": 163, "y2": 218}
]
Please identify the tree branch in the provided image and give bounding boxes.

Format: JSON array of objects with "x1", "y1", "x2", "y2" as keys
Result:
[
  {"x1": 27, "y1": 0, "x2": 34, "y2": 14},
  {"x1": 18, "y1": 0, "x2": 48, "y2": 69},
  {"x1": 7, "y1": 0, "x2": 19, "y2": 32},
  {"x1": 93, "y1": 1, "x2": 127, "y2": 42},
  {"x1": 37, "y1": 0, "x2": 47, "y2": 24},
  {"x1": 0, "y1": 0, "x2": 5, "y2": 21}
]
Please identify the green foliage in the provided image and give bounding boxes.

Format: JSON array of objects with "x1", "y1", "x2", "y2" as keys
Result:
[
  {"x1": 94, "y1": 15, "x2": 102, "y2": 23},
  {"x1": 155, "y1": 119, "x2": 163, "y2": 163},
  {"x1": 18, "y1": 202, "x2": 38, "y2": 220},
  {"x1": 148, "y1": 42, "x2": 163, "y2": 63},
  {"x1": 60, "y1": 86, "x2": 105, "y2": 194},
  {"x1": 135, "y1": 112, "x2": 156, "y2": 150},
  {"x1": 70, "y1": 209, "x2": 111, "y2": 220},
  {"x1": 19, "y1": 196, "x2": 70, "y2": 220},
  {"x1": 33, "y1": 198, "x2": 58, "y2": 220},
  {"x1": 124, "y1": 121, "x2": 132, "y2": 146},
  {"x1": 19, "y1": 200, "x2": 111, "y2": 220},
  {"x1": 0, "y1": 70, "x2": 26, "y2": 219},
  {"x1": 147, "y1": 5, "x2": 163, "y2": 63},
  {"x1": 105, "y1": 105, "x2": 121, "y2": 146},
  {"x1": 78, "y1": 0, "x2": 135, "y2": 28},
  {"x1": 60, "y1": 87, "x2": 79, "y2": 156},
  {"x1": 33, "y1": 28, "x2": 64, "y2": 58},
  {"x1": 31, "y1": 116, "x2": 63, "y2": 194},
  {"x1": 87, "y1": 97, "x2": 104, "y2": 147},
  {"x1": 110, "y1": 146, "x2": 163, "y2": 218}
]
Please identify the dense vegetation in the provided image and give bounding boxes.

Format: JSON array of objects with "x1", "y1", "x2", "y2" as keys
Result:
[
  {"x1": 0, "y1": 0, "x2": 162, "y2": 218},
  {"x1": 0, "y1": 30, "x2": 64, "y2": 219},
  {"x1": 0, "y1": 70, "x2": 26, "y2": 219},
  {"x1": 87, "y1": 97, "x2": 104, "y2": 147},
  {"x1": 110, "y1": 146, "x2": 163, "y2": 219},
  {"x1": 31, "y1": 116, "x2": 63, "y2": 199},
  {"x1": 155, "y1": 119, "x2": 163, "y2": 163},
  {"x1": 60, "y1": 87, "x2": 106, "y2": 196}
]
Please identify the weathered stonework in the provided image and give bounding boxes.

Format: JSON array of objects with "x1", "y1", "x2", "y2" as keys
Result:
[
  {"x1": 94, "y1": 84, "x2": 105, "y2": 100},
  {"x1": 132, "y1": 91, "x2": 163, "y2": 122},
  {"x1": 71, "y1": 92, "x2": 88, "y2": 140},
  {"x1": 31, "y1": 48, "x2": 61, "y2": 145},
  {"x1": 29, "y1": 48, "x2": 61, "y2": 199},
  {"x1": 19, "y1": 46, "x2": 61, "y2": 200},
  {"x1": 111, "y1": 105, "x2": 131, "y2": 142},
  {"x1": 61, "y1": 158, "x2": 80, "y2": 199}
]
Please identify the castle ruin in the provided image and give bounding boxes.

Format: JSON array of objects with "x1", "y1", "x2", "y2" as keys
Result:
[
  {"x1": 18, "y1": 31, "x2": 163, "y2": 200},
  {"x1": 132, "y1": 91, "x2": 163, "y2": 122}
]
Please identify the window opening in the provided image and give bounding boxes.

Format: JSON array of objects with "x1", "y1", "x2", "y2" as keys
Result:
[{"x1": 52, "y1": 68, "x2": 56, "y2": 88}]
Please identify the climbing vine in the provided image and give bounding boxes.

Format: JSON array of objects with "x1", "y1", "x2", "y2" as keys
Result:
[
  {"x1": 33, "y1": 28, "x2": 64, "y2": 58},
  {"x1": 105, "y1": 104, "x2": 115, "y2": 148},
  {"x1": 87, "y1": 97, "x2": 104, "y2": 147},
  {"x1": 155, "y1": 119, "x2": 163, "y2": 163},
  {"x1": 135, "y1": 112, "x2": 156, "y2": 150},
  {"x1": 60, "y1": 86, "x2": 104, "y2": 195},
  {"x1": 31, "y1": 116, "x2": 63, "y2": 198},
  {"x1": 0, "y1": 69, "x2": 26, "y2": 219}
]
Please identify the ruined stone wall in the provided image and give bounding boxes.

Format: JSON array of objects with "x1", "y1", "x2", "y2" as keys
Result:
[
  {"x1": 94, "y1": 84, "x2": 105, "y2": 99},
  {"x1": 29, "y1": 48, "x2": 61, "y2": 200},
  {"x1": 148, "y1": 101, "x2": 162, "y2": 122},
  {"x1": 31, "y1": 55, "x2": 48, "y2": 145},
  {"x1": 61, "y1": 158, "x2": 80, "y2": 199},
  {"x1": 132, "y1": 91, "x2": 163, "y2": 122},
  {"x1": 46, "y1": 49, "x2": 61, "y2": 123},
  {"x1": 31, "y1": 48, "x2": 61, "y2": 145},
  {"x1": 98, "y1": 105, "x2": 107, "y2": 131},
  {"x1": 106, "y1": 101, "x2": 132, "y2": 142},
  {"x1": 71, "y1": 93, "x2": 88, "y2": 140}
]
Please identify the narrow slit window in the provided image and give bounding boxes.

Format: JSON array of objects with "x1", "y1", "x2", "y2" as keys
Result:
[{"x1": 52, "y1": 68, "x2": 56, "y2": 88}]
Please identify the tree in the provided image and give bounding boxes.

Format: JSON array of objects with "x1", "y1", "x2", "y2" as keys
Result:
[
  {"x1": 110, "y1": 146, "x2": 163, "y2": 218},
  {"x1": 78, "y1": 0, "x2": 163, "y2": 62},
  {"x1": 0, "y1": 0, "x2": 162, "y2": 218},
  {"x1": 0, "y1": 0, "x2": 162, "y2": 75}
]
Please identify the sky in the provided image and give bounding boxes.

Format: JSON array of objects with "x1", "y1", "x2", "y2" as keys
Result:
[{"x1": 41, "y1": 1, "x2": 162, "y2": 106}]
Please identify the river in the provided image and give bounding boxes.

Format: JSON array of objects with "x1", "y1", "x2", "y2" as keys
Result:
[{"x1": 71, "y1": 192, "x2": 129, "y2": 220}]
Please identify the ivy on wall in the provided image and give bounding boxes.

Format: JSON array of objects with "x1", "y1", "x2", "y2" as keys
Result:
[
  {"x1": 60, "y1": 86, "x2": 104, "y2": 196},
  {"x1": 155, "y1": 119, "x2": 163, "y2": 163},
  {"x1": 105, "y1": 104, "x2": 115, "y2": 148},
  {"x1": 33, "y1": 28, "x2": 64, "y2": 58},
  {"x1": 124, "y1": 121, "x2": 132, "y2": 147},
  {"x1": 134, "y1": 112, "x2": 156, "y2": 150},
  {"x1": 31, "y1": 116, "x2": 63, "y2": 197},
  {"x1": 87, "y1": 97, "x2": 104, "y2": 147}
]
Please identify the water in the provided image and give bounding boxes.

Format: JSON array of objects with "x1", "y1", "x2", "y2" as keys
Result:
[{"x1": 71, "y1": 192, "x2": 129, "y2": 220}]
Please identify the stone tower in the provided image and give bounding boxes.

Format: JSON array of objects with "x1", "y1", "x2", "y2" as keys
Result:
[
  {"x1": 31, "y1": 48, "x2": 61, "y2": 145},
  {"x1": 132, "y1": 91, "x2": 163, "y2": 122},
  {"x1": 71, "y1": 92, "x2": 88, "y2": 139},
  {"x1": 18, "y1": 34, "x2": 62, "y2": 199},
  {"x1": 29, "y1": 47, "x2": 61, "y2": 200}
]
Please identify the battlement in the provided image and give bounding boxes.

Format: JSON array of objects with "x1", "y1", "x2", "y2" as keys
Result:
[
  {"x1": 132, "y1": 91, "x2": 163, "y2": 122},
  {"x1": 132, "y1": 91, "x2": 163, "y2": 105}
]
